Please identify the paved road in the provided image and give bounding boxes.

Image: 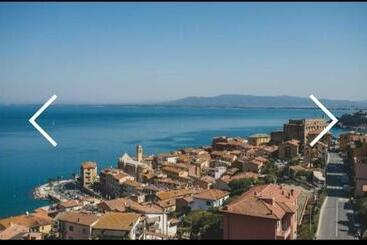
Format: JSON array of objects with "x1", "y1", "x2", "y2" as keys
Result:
[{"x1": 316, "y1": 152, "x2": 357, "y2": 240}]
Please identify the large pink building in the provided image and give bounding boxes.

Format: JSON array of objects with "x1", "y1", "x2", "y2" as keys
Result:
[
  {"x1": 221, "y1": 184, "x2": 301, "y2": 240},
  {"x1": 354, "y1": 157, "x2": 367, "y2": 197}
]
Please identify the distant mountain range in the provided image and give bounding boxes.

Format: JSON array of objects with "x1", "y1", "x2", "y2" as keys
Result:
[{"x1": 163, "y1": 94, "x2": 367, "y2": 109}]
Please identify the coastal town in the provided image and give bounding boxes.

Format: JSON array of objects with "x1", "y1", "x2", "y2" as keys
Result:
[{"x1": 0, "y1": 117, "x2": 366, "y2": 240}]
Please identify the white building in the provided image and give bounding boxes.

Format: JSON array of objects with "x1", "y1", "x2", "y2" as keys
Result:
[
  {"x1": 92, "y1": 212, "x2": 143, "y2": 240},
  {"x1": 117, "y1": 153, "x2": 150, "y2": 182},
  {"x1": 190, "y1": 189, "x2": 230, "y2": 211},
  {"x1": 207, "y1": 166, "x2": 227, "y2": 180},
  {"x1": 312, "y1": 171, "x2": 325, "y2": 187}
]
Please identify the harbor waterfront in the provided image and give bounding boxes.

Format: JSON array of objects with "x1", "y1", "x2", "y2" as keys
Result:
[{"x1": 0, "y1": 105, "x2": 349, "y2": 218}]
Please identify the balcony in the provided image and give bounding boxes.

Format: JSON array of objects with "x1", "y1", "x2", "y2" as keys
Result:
[{"x1": 276, "y1": 226, "x2": 291, "y2": 240}]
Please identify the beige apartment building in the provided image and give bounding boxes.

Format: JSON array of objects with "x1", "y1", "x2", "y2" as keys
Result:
[
  {"x1": 56, "y1": 212, "x2": 99, "y2": 240},
  {"x1": 80, "y1": 161, "x2": 97, "y2": 188},
  {"x1": 248, "y1": 134, "x2": 271, "y2": 146}
]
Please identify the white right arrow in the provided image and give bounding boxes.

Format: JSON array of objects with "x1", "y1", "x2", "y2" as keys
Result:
[
  {"x1": 29, "y1": 95, "x2": 58, "y2": 147},
  {"x1": 309, "y1": 94, "x2": 338, "y2": 147}
]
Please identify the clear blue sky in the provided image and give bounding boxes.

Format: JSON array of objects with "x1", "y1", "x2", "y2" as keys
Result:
[{"x1": 0, "y1": 2, "x2": 366, "y2": 104}]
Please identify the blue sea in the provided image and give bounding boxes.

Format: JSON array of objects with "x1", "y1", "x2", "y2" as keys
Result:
[{"x1": 0, "y1": 105, "x2": 350, "y2": 218}]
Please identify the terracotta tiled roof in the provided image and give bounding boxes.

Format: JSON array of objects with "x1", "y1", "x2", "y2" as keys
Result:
[
  {"x1": 262, "y1": 145, "x2": 278, "y2": 153},
  {"x1": 162, "y1": 166, "x2": 185, "y2": 175},
  {"x1": 177, "y1": 155, "x2": 192, "y2": 163},
  {"x1": 58, "y1": 200, "x2": 80, "y2": 209},
  {"x1": 156, "y1": 189, "x2": 199, "y2": 201},
  {"x1": 230, "y1": 150, "x2": 242, "y2": 156},
  {"x1": 162, "y1": 162, "x2": 188, "y2": 170},
  {"x1": 99, "y1": 198, "x2": 163, "y2": 214},
  {"x1": 244, "y1": 148, "x2": 257, "y2": 156},
  {"x1": 123, "y1": 179, "x2": 144, "y2": 188},
  {"x1": 200, "y1": 175, "x2": 216, "y2": 183},
  {"x1": 57, "y1": 212, "x2": 99, "y2": 226},
  {"x1": 113, "y1": 172, "x2": 129, "y2": 181},
  {"x1": 220, "y1": 175, "x2": 232, "y2": 183},
  {"x1": 210, "y1": 151, "x2": 227, "y2": 157},
  {"x1": 285, "y1": 140, "x2": 300, "y2": 146},
  {"x1": 92, "y1": 212, "x2": 140, "y2": 231},
  {"x1": 221, "y1": 184, "x2": 300, "y2": 220},
  {"x1": 101, "y1": 168, "x2": 130, "y2": 181},
  {"x1": 0, "y1": 224, "x2": 29, "y2": 240},
  {"x1": 180, "y1": 196, "x2": 194, "y2": 203},
  {"x1": 97, "y1": 198, "x2": 127, "y2": 213},
  {"x1": 254, "y1": 156, "x2": 269, "y2": 163},
  {"x1": 155, "y1": 178, "x2": 180, "y2": 185},
  {"x1": 194, "y1": 189, "x2": 229, "y2": 201},
  {"x1": 141, "y1": 169, "x2": 155, "y2": 179},
  {"x1": 157, "y1": 198, "x2": 176, "y2": 209},
  {"x1": 289, "y1": 165, "x2": 308, "y2": 172},
  {"x1": 221, "y1": 172, "x2": 259, "y2": 184},
  {"x1": 249, "y1": 159, "x2": 264, "y2": 166},
  {"x1": 0, "y1": 213, "x2": 52, "y2": 230},
  {"x1": 158, "y1": 152, "x2": 178, "y2": 159},
  {"x1": 33, "y1": 208, "x2": 50, "y2": 217},
  {"x1": 181, "y1": 148, "x2": 207, "y2": 156},
  {"x1": 82, "y1": 161, "x2": 97, "y2": 169},
  {"x1": 133, "y1": 203, "x2": 163, "y2": 214}
]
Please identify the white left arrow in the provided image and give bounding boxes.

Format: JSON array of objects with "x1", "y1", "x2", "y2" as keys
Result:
[{"x1": 29, "y1": 95, "x2": 58, "y2": 147}]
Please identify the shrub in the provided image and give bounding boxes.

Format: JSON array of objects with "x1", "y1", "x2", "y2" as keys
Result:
[
  {"x1": 228, "y1": 178, "x2": 255, "y2": 196},
  {"x1": 179, "y1": 210, "x2": 222, "y2": 240}
]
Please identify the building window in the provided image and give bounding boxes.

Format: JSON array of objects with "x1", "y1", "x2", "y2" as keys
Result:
[
  {"x1": 69, "y1": 225, "x2": 74, "y2": 232},
  {"x1": 206, "y1": 201, "x2": 211, "y2": 206},
  {"x1": 277, "y1": 221, "x2": 281, "y2": 230},
  {"x1": 82, "y1": 228, "x2": 87, "y2": 234}
]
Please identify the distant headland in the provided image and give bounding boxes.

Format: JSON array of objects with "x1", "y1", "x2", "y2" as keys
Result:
[{"x1": 162, "y1": 94, "x2": 367, "y2": 109}]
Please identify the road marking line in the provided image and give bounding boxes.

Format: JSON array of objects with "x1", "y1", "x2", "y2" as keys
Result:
[
  {"x1": 316, "y1": 196, "x2": 328, "y2": 239},
  {"x1": 29, "y1": 95, "x2": 58, "y2": 147},
  {"x1": 336, "y1": 199, "x2": 339, "y2": 238}
]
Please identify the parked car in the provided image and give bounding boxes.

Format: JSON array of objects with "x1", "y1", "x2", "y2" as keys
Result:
[
  {"x1": 343, "y1": 185, "x2": 351, "y2": 192},
  {"x1": 341, "y1": 175, "x2": 349, "y2": 184},
  {"x1": 354, "y1": 223, "x2": 362, "y2": 238}
]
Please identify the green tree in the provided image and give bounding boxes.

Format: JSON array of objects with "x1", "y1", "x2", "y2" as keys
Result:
[
  {"x1": 265, "y1": 173, "x2": 277, "y2": 184},
  {"x1": 356, "y1": 197, "x2": 367, "y2": 225},
  {"x1": 295, "y1": 170, "x2": 313, "y2": 181},
  {"x1": 362, "y1": 230, "x2": 367, "y2": 240},
  {"x1": 179, "y1": 210, "x2": 222, "y2": 240},
  {"x1": 262, "y1": 160, "x2": 280, "y2": 176},
  {"x1": 228, "y1": 178, "x2": 255, "y2": 196}
]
